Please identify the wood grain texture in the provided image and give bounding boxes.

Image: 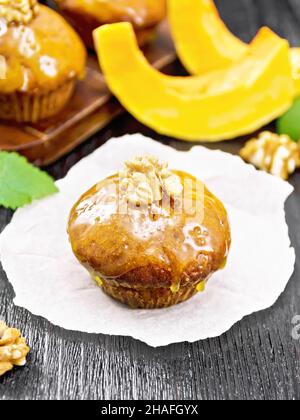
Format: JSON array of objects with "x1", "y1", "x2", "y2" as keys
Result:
[{"x1": 1, "y1": 0, "x2": 300, "y2": 400}]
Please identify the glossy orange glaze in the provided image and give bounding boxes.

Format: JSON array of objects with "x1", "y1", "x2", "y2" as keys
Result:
[
  {"x1": 56, "y1": 0, "x2": 166, "y2": 28},
  {"x1": 68, "y1": 171, "x2": 231, "y2": 291},
  {"x1": 0, "y1": 5, "x2": 86, "y2": 94}
]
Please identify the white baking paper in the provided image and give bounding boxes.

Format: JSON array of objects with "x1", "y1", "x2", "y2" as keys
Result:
[{"x1": 0, "y1": 135, "x2": 296, "y2": 347}]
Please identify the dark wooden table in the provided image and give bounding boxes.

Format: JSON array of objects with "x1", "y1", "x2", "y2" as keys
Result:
[{"x1": 1, "y1": 0, "x2": 300, "y2": 400}]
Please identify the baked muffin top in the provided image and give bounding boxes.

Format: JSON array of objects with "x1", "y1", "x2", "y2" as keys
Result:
[
  {"x1": 56, "y1": 0, "x2": 166, "y2": 29},
  {"x1": 0, "y1": 2, "x2": 86, "y2": 94},
  {"x1": 68, "y1": 156, "x2": 231, "y2": 292}
]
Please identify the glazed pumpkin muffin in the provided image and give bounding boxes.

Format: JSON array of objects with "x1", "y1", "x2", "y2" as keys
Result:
[
  {"x1": 68, "y1": 155, "x2": 231, "y2": 309},
  {"x1": 54, "y1": 0, "x2": 166, "y2": 49},
  {"x1": 0, "y1": 0, "x2": 86, "y2": 123}
]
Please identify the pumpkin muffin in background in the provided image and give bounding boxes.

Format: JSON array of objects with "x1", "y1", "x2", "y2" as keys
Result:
[
  {"x1": 0, "y1": 0, "x2": 86, "y2": 123},
  {"x1": 68, "y1": 155, "x2": 231, "y2": 309},
  {"x1": 54, "y1": 0, "x2": 166, "y2": 49}
]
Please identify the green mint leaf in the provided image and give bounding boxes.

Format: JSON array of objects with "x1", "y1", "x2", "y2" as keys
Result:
[
  {"x1": 277, "y1": 96, "x2": 300, "y2": 142},
  {"x1": 0, "y1": 152, "x2": 58, "y2": 210}
]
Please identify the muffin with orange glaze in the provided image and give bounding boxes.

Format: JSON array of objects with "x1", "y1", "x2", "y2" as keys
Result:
[
  {"x1": 54, "y1": 0, "x2": 166, "y2": 49},
  {"x1": 68, "y1": 155, "x2": 231, "y2": 309},
  {"x1": 0, "y1": 1, "x2": 86, "y2": 123}
]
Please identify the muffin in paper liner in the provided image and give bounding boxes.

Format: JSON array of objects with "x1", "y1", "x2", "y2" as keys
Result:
[
  {"x1": 68, "y1": 156, "x2": 231, "y2": 310},
  {"x1": 53, "y1": 6, "x2": 158, "y2": 50},
  {"x1": 54, "y1": 0, "x2": 166, "y2": 49},
  {"x1": 0, "y1": 3, "x2": 86, "y2": 123}
]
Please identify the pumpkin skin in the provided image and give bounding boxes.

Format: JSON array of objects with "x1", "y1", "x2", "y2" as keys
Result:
[
  {"x1": 94, "y1": 23, "x2": 294, "y2": 142},
  {"x1": 168, "y1": 0, "x2": 300, "y2": 95}
]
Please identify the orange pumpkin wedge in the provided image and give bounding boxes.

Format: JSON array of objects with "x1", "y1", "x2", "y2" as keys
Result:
[
  {"x1": 290, "y1": 48, "x2": 300, "y2": 95},
  {"x1": 94, "y1": 23, "x2": 294, "y2": 142},
  {"x1": 168, "y1": 0, "x2": 300, "y2": 95},
  {"x1": 168, "y1": 0, "x2": 247, "y2": 75}
]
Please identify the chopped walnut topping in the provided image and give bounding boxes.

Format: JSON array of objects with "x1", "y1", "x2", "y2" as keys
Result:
[
  {"x1": 240, "y1": 131, "x2": 300, "y2": 180},
  {"x1": 0, "y1": 0, "x2": 39, "y2": 25},
  {"x1": 119, "y1": 155, "x2": 183, "y2": 206},
  {"x1": 0, "y1": 320, "x2": 30, "y2": 377}
]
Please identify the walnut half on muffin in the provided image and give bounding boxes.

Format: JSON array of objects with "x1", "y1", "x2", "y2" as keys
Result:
[
  {"x1": 0, "y1": 1, "x2": 86, "y2": 123},
  {"x1": 68, "y1": 156, "x2": 231, "y2": 309}
]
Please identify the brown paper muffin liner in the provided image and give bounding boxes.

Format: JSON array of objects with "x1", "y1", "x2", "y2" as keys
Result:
[
  {"x1": 100, "y1": 279, "x2": 201, "y2": 309},
  {"x1": 0, "y1": 78, "x2": 76, "y2": 123}
]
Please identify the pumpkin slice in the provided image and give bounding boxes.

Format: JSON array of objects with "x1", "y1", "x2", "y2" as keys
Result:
[
  {"x1": 94, "y1": 23, "x2": 294, "y2": 142},
  {"x1": 168, "y1": 0, "x2": 300, "y2": 95},
  {"x1": 290, "y1": 48, "x2": 300, "y2": 95},
  {"x1": 168, "y1": 0, "x2": 247, "y2": 75}
]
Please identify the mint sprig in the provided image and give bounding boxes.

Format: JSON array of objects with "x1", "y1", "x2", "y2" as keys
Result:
[
  {"x1": 0, "y1": 152, "x2": 58, "y2": 210},
  {"x1": 277, "y1": 96, "x2": 300, "y2": 142}
]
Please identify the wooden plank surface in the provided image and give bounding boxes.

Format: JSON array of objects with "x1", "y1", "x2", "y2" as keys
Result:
[{"x1": 1, "y1": 0, "x2": 300, "y2": 400}]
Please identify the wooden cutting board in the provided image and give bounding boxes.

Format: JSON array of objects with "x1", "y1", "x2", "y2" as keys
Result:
[{"x1": 0, "y1": 22, "x2": 175, "y2": 166}]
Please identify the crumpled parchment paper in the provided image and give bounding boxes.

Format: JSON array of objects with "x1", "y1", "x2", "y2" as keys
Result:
[{"x1": 0, "y1": 135, "x2": 295, "y2": 347}]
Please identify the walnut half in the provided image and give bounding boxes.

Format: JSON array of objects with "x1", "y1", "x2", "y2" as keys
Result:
[
  {"x1": 0, "y1": 0, "x2": 39, "y2": 25},
  {"x1": 0, "y1": 320, "x2": 30, "y2": 377},
  {"x1": 240, "y1": 131, "x2": 300, "y2": 180},
  {"x1": 120, "y1": 155, "x2": 183, "y2": 206}
]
